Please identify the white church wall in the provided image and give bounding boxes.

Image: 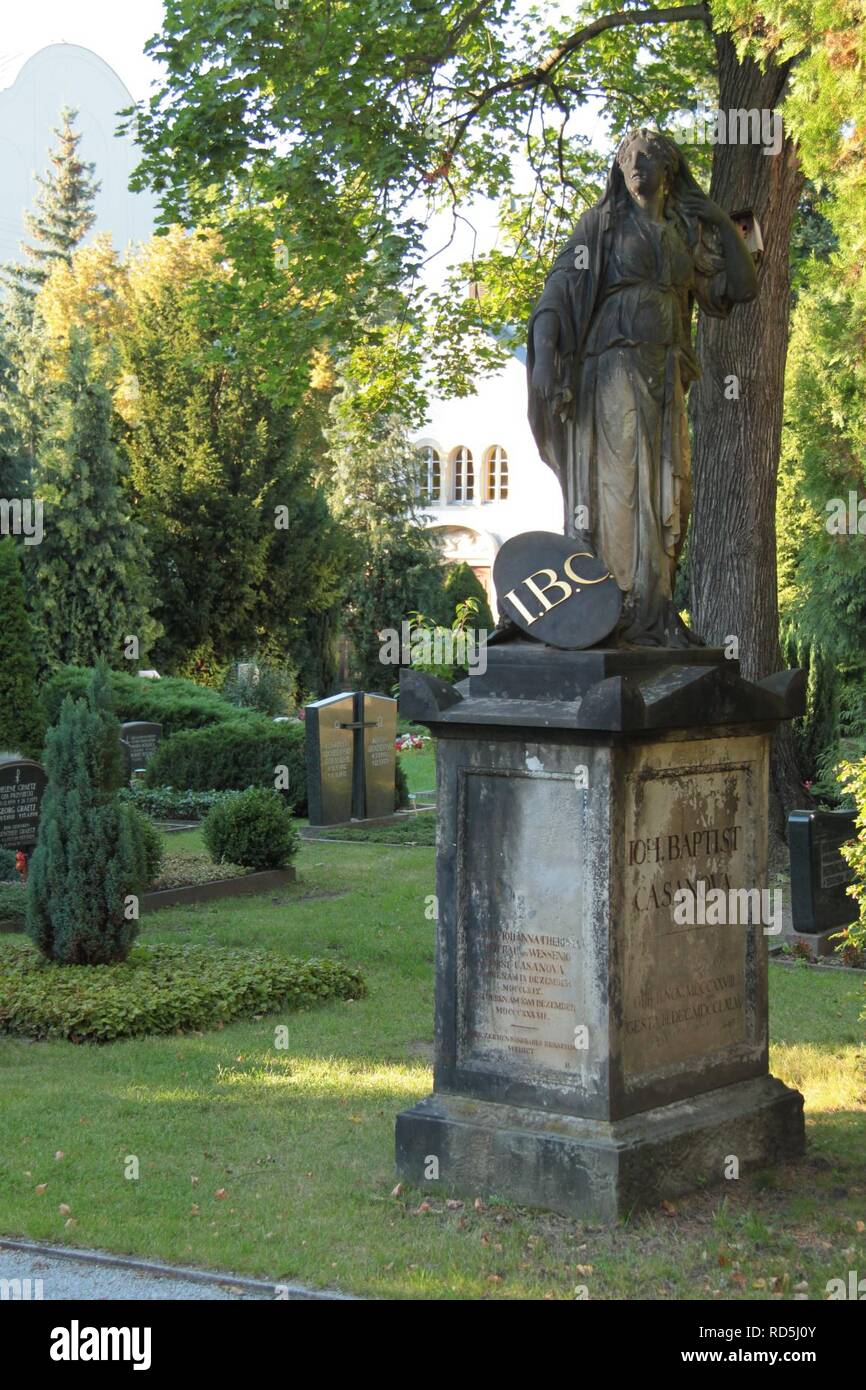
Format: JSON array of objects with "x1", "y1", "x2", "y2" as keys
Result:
[
  {"x1": 412, "y1": 348, "x2": 564, "y2": 605},
  {"x1": 0, "y1": 44, "x2": 158, "y2": 269}
]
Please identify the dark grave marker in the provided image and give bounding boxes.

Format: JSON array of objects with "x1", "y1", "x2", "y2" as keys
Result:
[
  {"x1": 305, "y1": 693, "x2": 356, "y2": 825},
  {"x1": 306, "y1": 692, "x2": 399, "y2": 825},
  {"x1": 360, "y1": 693, "x2": 398, "y2": 820},
  {"x1": 0, "y1": 754, "x2": 47, "y2": 850},
  {"x1": 120, "y1": 722, "x2": 162, "y2": 773},
  {"x1": 788, "y1": 809, "x2": 858, "y2": 938},
  {"x1": 492, "y1": 530, "x2": 621, "y2": 649}
]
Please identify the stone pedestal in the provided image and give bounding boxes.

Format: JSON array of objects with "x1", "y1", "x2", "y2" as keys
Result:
[{"x1": 395, "y1": 641, "x2": 807, "y2": 1220}]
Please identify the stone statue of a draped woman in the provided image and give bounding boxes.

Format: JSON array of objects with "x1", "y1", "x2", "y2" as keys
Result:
[{"x1": 527, "y1": 128, "x2": 758, "y2": 648}]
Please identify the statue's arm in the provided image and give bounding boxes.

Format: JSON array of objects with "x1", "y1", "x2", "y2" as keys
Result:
[
  {"x1": 530, "y1": 310, "x2": 561, "y2": 399},
  {"x1": 680, "y1": 189, "x2": 758, "y2": 307},
  {"x1": 712, "y1": 213, "x2": 758, "y2": 304}
]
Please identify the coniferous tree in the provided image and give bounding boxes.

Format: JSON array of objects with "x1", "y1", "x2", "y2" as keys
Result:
[
  {"x1": 3, "y1": 108, "x2": 100, "y2": 310},
  {"x1": 26, "y1": 663, "x2": 154, "y2": 964},
  {"x1": 324, "y1": 372, "x2": 448, "y2": 690},
  {"x1": 0, "y1": 108, "x2": 100, "y2": 483},
  {"x1": 27, "y1": 332, "x2": 158, "y2": 670},
  {"x1": 0, "y1": 537, "x2": 46, "y2": 756}
]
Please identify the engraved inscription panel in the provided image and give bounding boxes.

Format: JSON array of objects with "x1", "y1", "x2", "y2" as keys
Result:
[
  {"x1": 362, "y1": 693, "x2": 397, "y2": 819},
  {"x1": 622, "y1": 742, "x2": 760, "y2": 1076},
  {"x1": 310, "y1": 694, "x2": 355, "y2": 824},
  {"x1": 0, "y1": 758, "x2": 47, "y2": 849},
  {"x1": 458, "y1": 770, "x2": 587, "y2": 1080}
]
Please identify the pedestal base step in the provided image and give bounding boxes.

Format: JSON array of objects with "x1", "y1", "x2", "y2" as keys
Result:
[{"x1": 395, "y1": 1076, "x2": 804, "y2": 1222}]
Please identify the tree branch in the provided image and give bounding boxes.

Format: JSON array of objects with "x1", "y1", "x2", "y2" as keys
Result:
[{"x1": 452, "y1": 4, "x2": 711, "y2": 140}]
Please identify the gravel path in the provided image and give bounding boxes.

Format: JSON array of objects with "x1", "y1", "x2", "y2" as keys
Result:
[{"x1": 0, "y1": 1243, "x2": 321, "y2": 1300}]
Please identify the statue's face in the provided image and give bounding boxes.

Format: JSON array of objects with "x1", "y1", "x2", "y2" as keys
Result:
[{"x1": 618, "y1": 138, "x2": 669, "y2": 200}]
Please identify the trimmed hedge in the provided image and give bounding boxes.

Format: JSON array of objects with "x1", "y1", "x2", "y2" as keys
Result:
[
  {"x1": 0, "y1": 941, "x2": 367, "y2": 1041},
  {"x1": 203, "y1": 787, "x2": 299, "y2": 869},
  {"x1": 43, "y1": 667, "x2": 245, "y2": 737},
  {"x1": 119, "y1": 784, "x2": 241, "y2": 822},
  {"x1": 0, "y1": 848, "x2": 18, "y2": 882},
  {"x1": 144, "y1": 718, "x2": 308, "y2": 813},
  {"x1": 0, "y1": 881, "x2": 26, "y2": 928}
]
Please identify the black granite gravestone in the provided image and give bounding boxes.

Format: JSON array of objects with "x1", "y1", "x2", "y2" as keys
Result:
[
  {"x1": 492, "y1": 531, "x2": 621, "y2": 649},
  {"x1": 789, "y1": 809, "x2": 858, "y2": 938},
  {"x1": 360, "y1": 693, "x2": 398, "y2": 820},
  {"x1": 0, "y1": 754, "x2": 47, "y2": 850},
  {"x1": 120, "y1": 722, "x2": 162, "y2": 773},
  {"x1": 305, "y1": 693, "x2": 356, "y2": 825},
  {"x1": 305, "y1": 692, "x2": 398, "y2": 825}
]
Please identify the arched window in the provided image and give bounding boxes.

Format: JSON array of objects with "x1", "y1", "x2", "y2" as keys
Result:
[
  {"x1": 484, "y1": 445, "x2": 509, "y2": 501},
  {"x1": 416, "y1": 445, "x2": 441, "y2": 502},
  {"x1": 451, "y1": 446, "x2": 474, "y2": 503}
]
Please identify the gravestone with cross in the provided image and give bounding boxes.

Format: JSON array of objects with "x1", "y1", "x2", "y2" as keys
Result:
[{"x1": 305, "y1": 692, "x2": 398, "y2": 826}]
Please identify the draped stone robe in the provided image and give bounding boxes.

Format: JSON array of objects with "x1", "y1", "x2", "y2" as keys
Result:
[{"x1": 527, "y1": 198, "x2": 733, "y2": 645}]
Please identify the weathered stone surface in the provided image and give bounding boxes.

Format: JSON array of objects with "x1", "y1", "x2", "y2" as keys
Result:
[
  {"x1": 395, "y1": 643, "x2": 806, "y2": 1219},
  {"x1": 396, "y1": 1077, "x2": 804, "y2": 1221}
]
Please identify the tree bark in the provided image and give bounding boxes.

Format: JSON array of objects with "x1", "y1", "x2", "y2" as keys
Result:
[{"x1": 689, "y1": 32, "x2": 806, "y2": 835}]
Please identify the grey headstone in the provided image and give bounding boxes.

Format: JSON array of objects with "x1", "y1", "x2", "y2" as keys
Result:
[{"x1": 120, "y1": 722, "x2": 163, "y2": 773}]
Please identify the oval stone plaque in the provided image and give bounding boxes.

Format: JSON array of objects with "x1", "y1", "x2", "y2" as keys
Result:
[{"x1": 493, "y1": 531, "x2": 622, "y2": 649}]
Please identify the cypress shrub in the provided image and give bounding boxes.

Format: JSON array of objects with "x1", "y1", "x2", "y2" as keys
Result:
[
  {"x1": 443, "y1": 561, "x2": 495, "y2": 631},
  {"x1": 0, "y1": 537, "x2": 46, "y2": 757},
  {"x1": 26, "y1": 665, "x2": 157, "y2": 964}
]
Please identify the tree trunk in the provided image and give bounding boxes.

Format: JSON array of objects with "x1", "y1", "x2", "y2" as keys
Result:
[{"x1": 689, "y1": 32, "x2": 805, "y2": 836}]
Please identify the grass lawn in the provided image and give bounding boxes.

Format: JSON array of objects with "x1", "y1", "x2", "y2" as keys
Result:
[
  {"x1": 0, "y1": 830, "x2": 864, "y2": 1300},
  {"x1": 398, "y1": 744, "x2": 436, "y2": 798}
]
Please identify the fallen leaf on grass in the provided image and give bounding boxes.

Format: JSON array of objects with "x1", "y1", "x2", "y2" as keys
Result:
[
  {"x1": 390, "y1": 1183, "x2": 403, "y2": 1199},
  {"x1": 35, "y1": 1184, "x2": 47, "y2": 1195},
  {"x1": 58, "y1": 1204, "x2": 71, "y2": 1216}
]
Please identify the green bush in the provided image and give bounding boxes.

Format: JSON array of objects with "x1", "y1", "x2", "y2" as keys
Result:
[
  {"x1": 42, "y1": 666, "x2": 245, "y2": 737},
  {"x1": 395, "y1": 758, "x2": 410, "y2": 811},
  {"x1": 119, "y1": 784, "x2": 241, "y2": 821},
  {"x1": 839, "y1": 756, "x2": 866, "y2": 956},
  {"x1": 0, "y1": 848, "x2": 18, "y2": 882},
  {"x1": 126, "y1": 807, "x2": 165, "y2": 888},
  {"x1": 222, "y1": 658, "x2": 296, "y2": 717},
  {"x1": 0, "y1": 538, "x2": 46, "y2": 757},
  {"x1": 203, "y1": 787, "x2": 299, "y2": 869},
  {"x1": 144, "y1": 718, "x2": 307, "y2": 811},
  {"x1": 443, "y1": 561, "x2": 495, "y2": 631},
  {"x1": 0, "y1": 881, "x2": 26, "y2": 928},
  {"x1": 0, "y1": 941, "x2": 367, "y2": 1041},
  {"x1": 26, "y1": 665, "x2": 157, "y2": 965}
]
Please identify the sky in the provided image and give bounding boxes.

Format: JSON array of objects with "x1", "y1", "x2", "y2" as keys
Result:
[{"x1": 0, "y1": 0, "x2": 165, "y2": 103}]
